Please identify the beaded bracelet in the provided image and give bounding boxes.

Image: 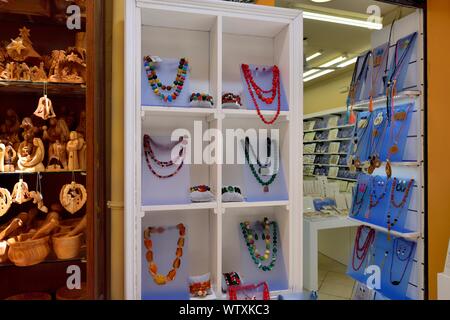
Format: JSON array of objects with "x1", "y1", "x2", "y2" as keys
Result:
[
  {"x1": 190, "y1": 93, "x2": 214, "y2": 106},
  {"x1": 223, "y1": 272, "x2": 241, "y2": 287},
  {"x1": 222, "y1": 93, "x2": 241, "y2": 105},
  {"x1": 190, "y1": 185, "x2": 211, "y2": 193},
  {"x1": 222, "y1": 186, "x2": 241, "y2": 195}
]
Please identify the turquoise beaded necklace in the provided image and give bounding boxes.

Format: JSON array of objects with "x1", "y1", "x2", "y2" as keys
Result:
[
  {"x1": 243, "y1": 137, "x2": 278, "y2": 193},
  {"x1": 240, "y1": 217, "x2": 278, "y2": 272}
]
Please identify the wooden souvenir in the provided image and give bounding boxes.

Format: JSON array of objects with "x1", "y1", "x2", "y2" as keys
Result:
[
  {"x1": 48, "y1": 49, "x2": 85, "y2": 84},
  {"x1": 0, "y1": 187, "x2": 12, "y2": 217},
  {"x1": 52, "y1": 232, "x2": 83, "y2": 260},
  {"x1": 0, "y1": 218, "x2": 23, "y2": 242},
  {"x1": 2, "y1": 144, "x2": 16, "y2": 172},
  {"x1": 0, "y1": 109, "x2": 21, "y2": 148},
  {"x1": 59, "y1": 182, "x2": 87, "y2": 214},
  {"x1": 17, "y1": 118, "x2": 45, "y2": 172},
  {"x1": 6, "y1": 27, "x2": 42, "y2": 63},
  {"x1": 66, "y1": 131, "x2": 84, "y2": 170},
  {"x1": 29, "y1": 191, "x2": 48, "y2": 214},
  {"x1": 11, "y1": 179, "x2": 32, "y2": 204},
  {"x1": 0, "y1": 143, "x2": 4, "y2": 172},
  {"x1": 34, "y1": 95, "x2": 56, "y2": 120},
  {"x1": 29, "y1": 62, "x2": 47, "y2": 82},
  {"x1": 7, "y1": 233, "x2": 51, "y2": 267},
  {"x1": 43, "y1": 118, "x2": 70, "y2": 171}
]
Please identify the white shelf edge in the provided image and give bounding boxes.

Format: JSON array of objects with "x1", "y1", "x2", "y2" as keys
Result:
[
  {"x1": 304, "y1": 175, "x2": 358, "y2": 182},
  {"x1": 222, "y1": 200, "x2": 290, "y2": 210},
  {"x1": 222, "y1": 109, "x2": 290, "y2": 119},
  {"x1": 141, "y1": 105, "x2": 216, "y2": 116},
  {"x1": 347, "y1": 217, "x2": 421, "y2": 240},
  {"x1": 352, "y1": 90, "x2": 421, "y2": 110},
  {"x1": 141, "y1": 202, "x2": 218, "y2": 212},
  {"x1": 303, "y1": 124, "x2": 354, "y2": 133}
]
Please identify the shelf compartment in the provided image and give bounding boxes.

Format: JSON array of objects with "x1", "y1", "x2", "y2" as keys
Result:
[
  {"x1": 0, "y1": 80, "x2": 86, "y2": 96},
  {"x1": 141, "y1": 202, "x2": 218, "y2": 213},
  {"x1": 347, "y1": 217, "x2": 421, "y2": 240}
]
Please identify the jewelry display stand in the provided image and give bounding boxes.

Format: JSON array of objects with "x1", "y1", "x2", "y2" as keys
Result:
[
  {"x1": 125, "y1": 0, "x2": 302, "y2": 300},
  {"x1": 345, "y1": 12, "x2": 425, "y2": 300}
]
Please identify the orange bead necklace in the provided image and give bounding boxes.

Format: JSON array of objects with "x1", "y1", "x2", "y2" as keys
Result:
[{"x1": 144, "y1": 223, "x2": 186, "y2": 286}]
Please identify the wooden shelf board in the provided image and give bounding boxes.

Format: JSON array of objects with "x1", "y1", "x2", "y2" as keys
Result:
[{"x1": 0, "y1": 80, "x2": 86, "y2": 96}]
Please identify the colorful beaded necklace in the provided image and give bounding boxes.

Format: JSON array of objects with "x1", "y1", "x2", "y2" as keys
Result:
[
  {"x1": 144, "y1": 223, "x2": 186, "y2": 285},
  {"x1": 386, "y1": 178, "x2": 414, "y2": 239},
  {"x1": 241, "y1": 64, "x2": 281, "y2": 125},
  {"x1": 243, "y1": 137, "x2": 278, "y2": 193},
  {"x1": 144, "y1": 56, "x2": 188, "y2": 103},
  {"x1": 240, "y1": 217, "x2": 278, "y2": 272},
  {"x1": 389, "y1": 238, "x2": 414, "y2": 286},
  {"x1": 143, "y1": 135, "x2": 186, "y2": 179},
  {"x1": 352, "y1": 226, "x2": 375, "y2": 271}
]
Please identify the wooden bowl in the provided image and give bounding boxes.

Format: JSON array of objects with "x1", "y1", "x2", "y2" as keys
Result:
[
  {"x1": 52, "y1": 233, "x2": 82, "y2": 260},
  {"x1": 7, "y1": 233, "x2": 50, "y2": 267},
  {"x1": 57, "y1": 218, "x2": 82, "y2": 234},
  {"x1": 6, "y1": 292, "x2": 52, "y2": 300},
  {"x1": 56, "y1": 282, "x2": 87, "y2": 300}
]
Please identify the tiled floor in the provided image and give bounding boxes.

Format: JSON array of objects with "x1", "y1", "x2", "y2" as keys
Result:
[{"x1": 318, "y1": 253, "x2": 356, "y2": 300}]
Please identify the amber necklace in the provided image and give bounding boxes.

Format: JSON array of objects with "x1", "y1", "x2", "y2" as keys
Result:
[{"x1": 144, "y1": 224, "x2": 186, "y2": 285}]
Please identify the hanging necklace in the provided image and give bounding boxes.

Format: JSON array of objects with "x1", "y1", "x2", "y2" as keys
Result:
[
  {"x1": 348, "y1": 115, "x2": 370, "y2": 171},
  {"x1": 352, "y1": 226, "x2": 375, "y2": 271},
  {"x1": 367, "y1": 111, "x2": 388, "y2": 174},
  {"x1": 143, "y1": 135, "x2": 187, "y2": 179},
  {"x1": 386, "y1": 32, "x2": 417, "y2": 124},
  {"x1": 350, "y1": 182, "x2": 368, "y2": 217},
  {"x1": 389, "y1": 238, "x2": 414, "y2": 286},
  {"x1": 144, "y1": 223, "x2": 186, "y2": 285},
  {"x1": 240, "y1": 217, "x2": 278, "y2": 272},
  {"x1": 386, "y1": 178, "x2": 414, "y2": 239},
  {"x1": 144, "y1": 56, "x2": 188, "y2": 103},
  {"x1": 346, "y1": 52, "x2": 371, "y2": 124},
  {"x1": 245, "y1": 137, "x2": 272, "y2": 173},
  {"x1": 243, "y1": 138, "x2": 278, "y2": 193},
  {"x1": 369, "y1": 45, "x2": 389, "y2": 112},
  {"x1": 367, "y1": 176, "x2": 388, "y2": 219},
  {"x1": 241, "y1": 64, "x2": 281, "y2": 125}
]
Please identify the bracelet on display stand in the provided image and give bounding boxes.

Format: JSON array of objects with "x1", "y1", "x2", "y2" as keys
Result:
[
  {"x1": 190, "y1": 93, "x2": 214, "y2": 108},
  {"x1": 222, "y1": 93, "x2": 242, "y2": 109},
  {"x1": 189, "y1": 185, "x2": 214, "y2": 203}
]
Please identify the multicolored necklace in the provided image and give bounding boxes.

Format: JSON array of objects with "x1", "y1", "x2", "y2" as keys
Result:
[
  {"x1": 352, "y1": 226, "x2": 375, "y2": 271},
  {"x1": 144, "y1": 223, "x2": 186, "y2": 286},
  {"x1": 241, "y1": 64, "x2": 281, "y2": 125},
  {"x1": 389, "y1": 238, "x2": 414, "y2": 286},
  {"x1": 243, "y1": 137, "x2": 278, "y2": 193},
  {"x1": 386, "y1": 178, "x2": 414, "y2": 239},
  {"x1": 143, "y1": 135, "x2": 187, "y2": 179},
  {"x1": 241, "y1": 217, "x2": 278, "y2": 272},
  {"x1": 350, "y1": 182, "x2": 368, "y2": 217},
  {"x1": 367, "y1": 176, "x2": 388, "y2": 219},
  {"x1": 144, "y1": 56, "x2": 188, "y2": 103}
]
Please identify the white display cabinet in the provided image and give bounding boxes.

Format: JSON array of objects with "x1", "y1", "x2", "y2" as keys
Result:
[{"x1": 125, "y1": 0, "x2": 302, "y2": 300}]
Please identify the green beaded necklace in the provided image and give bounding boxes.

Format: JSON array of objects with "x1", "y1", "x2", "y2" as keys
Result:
[
  {"x1": 240, "y1": 217, "x2": 278, "y2": 272},
  {"x1": 243, "y1": 138, "x2": 278, "y2": 193}
]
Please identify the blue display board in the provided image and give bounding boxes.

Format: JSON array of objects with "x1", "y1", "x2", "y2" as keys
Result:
[{"x1": 141, "y1": 57, "x2": 191, "y2": 108}]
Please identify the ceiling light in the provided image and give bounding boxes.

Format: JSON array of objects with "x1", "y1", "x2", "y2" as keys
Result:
[
  {"x1": 319, "y1": 56, "x2": 347, "y2": 68},
  {"x1": 303, "y1": 69, "x2": 320, "y2": 78},
  {"x1": 337, "y1": 57, "x2": 358, "y2": 68},
  {"x1": 304, "y1": 69, "x2": 334, "y2": 82},
  {"x1": 303, "y1": 11, "x2": 383, "y2": 30},
  {"x1": 306, "y1": 52, "x2": 322, "y2": 62}
]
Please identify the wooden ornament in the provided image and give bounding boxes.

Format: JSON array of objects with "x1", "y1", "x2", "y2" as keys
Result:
[
  {"x1": 0, "y1": 188, "x2": 12, "y2": 217},
  {"x1": 0, "y1": 143, "x2": 5, "y2": 172},
  {"x1": 11, "y1": 179, "x2": 32, "y2": 204},
  {"x1": 29, "y1": 191, "x2": 48, "y2": 213},
  {"x1": 389, "y1": 145, "x2": 399, "y2": 155},
  {"x1": 59, "y1": 182, "x2": 87, "y2": 214},
  {"x1": 34, "y1": 95, "x2": 56, "y2": 120},
  {"x1": 385, "y1": 160, "x2": 392, "y2": 179}
]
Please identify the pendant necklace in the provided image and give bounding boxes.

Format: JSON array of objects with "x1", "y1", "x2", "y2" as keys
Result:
[
  {"x1": 241, "y1": 64, "x2": 281, "y2": 125},
  {"x1": 385, "y1": 103, "x2": 412, "y2": 178},
  {"x1": 245, "y1": 137, "x2": 272, "y2": 174},
  {"x1": 348, "y1": 115, "x2": 370, "y2": 171},
  {"x1": 386, "y1": 178, "x2": 414, "y2": 240},
  {"x1": 352, "y1": 226, "x2": 375, "y2": 271},
  {"x1": 143, "y1": 135, "x2": 187, "y2": 179},
  {"x1": 243, "y1": 137, "x2": 278, "y2": 193},
  {"x1": 346, "y1": 52, "x2": 371, "y2": 124},
  {"x1": 144, "y1": 56, "x2": 188, "y2": 103},
  {"x1": 241, "y1": 217, "x2": 278, "y2": 272},
  {"x1": 367, "y1": 111, "x2": 388, "y2": 174},
  {"x1": 367, "y1": 176, "x2": 388, "y2": 219},
  {"x1": 144, "y1": 224, "x2": 186, "y2": 285},
  {"x1": 369, "y1": 45, "x2": 389, "y2": 112},
  {"x1": 350, "y1": 182, "x2": 368, "y2": 217},
  {"x1": 389, "y1": 238, "x2": 414, "y2": 286}
]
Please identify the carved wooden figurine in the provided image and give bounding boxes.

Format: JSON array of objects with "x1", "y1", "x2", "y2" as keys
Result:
[
  {"x1": 0, "y1": 143, "x2": 4, "y2": 172},
  {"x1": 17, "y1": 118, "x2": 45, "y2": 172},
  {"x1": 34, "y1": 95, "x2": 56, "y2": 120},
  {"x1": 2, "y1": 143, "x2": 17, "y2": 172},
  {"x1": 6, "y1": 27, "x2": 41, "y2": 62},
  {"x1": 66, "y1": 131, "x2": 84, "y2": 171},
  {"x1": 43, "y1": 118, "x2": 69, "y2": 171},
  {"x1": 30, "y1": 62, "x2": 47, "y2": 82}
]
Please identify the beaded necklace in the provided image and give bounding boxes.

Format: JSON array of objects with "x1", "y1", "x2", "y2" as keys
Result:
[
  {"x1": 243, "y1": 138, "x2": 278, "y2": 193},
  {"x1": 369, "y1": 45, "x2": 389, "y2": 112},
  {"x1": 367, "y1": 111, "x2": 388, "y2": 174},
  {"x1": 389, "y1": 238, "x2": 414, "y2": 286},
  {"x1": 144, "y1": 224, "x2": 186, "y2": 285},
  {"x1": 386, "y1": 178, "x2": 414, "y2": 240},
  {"x1": 348, "y1": 115, "x2": 370, "y2": 170},
  {"x1": 144, "y1": 56, "x2": 188, "y2": 103},
  {"x1": 143, "y1": 135, "x2": 186, "y2": 179},
  {"x1": 241, "y1": 64, "x2": 281, "y2": 125},
  {"x1": 367, "y1": 176, "x2": 388, "y2": 219},
  {"x1": 350, "y1": 182, "x2": 368, "y2": 217},
  {"x1": 352, "y1": 226, "x2": 375, "y2": 271},
  {"x1": 240, "y1": 217, "x2": 278, "y2": 272},
  {"x1": 346, "y1": 52, "x2": 371, "y2": 124}
]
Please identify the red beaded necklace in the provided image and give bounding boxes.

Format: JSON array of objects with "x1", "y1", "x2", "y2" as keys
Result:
[
  {"x1": 241, "y1": 64, "x2": 281, "y2": 125},
  {"x1": 386, "y1": 178, "x2": 414, "y2": 239},
  {"x1": 143, "y1": 135, "x2": 186, "y2": 179},
  {"x1": 352, "y1": 226, "x2": 375, "y2": 271}
]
